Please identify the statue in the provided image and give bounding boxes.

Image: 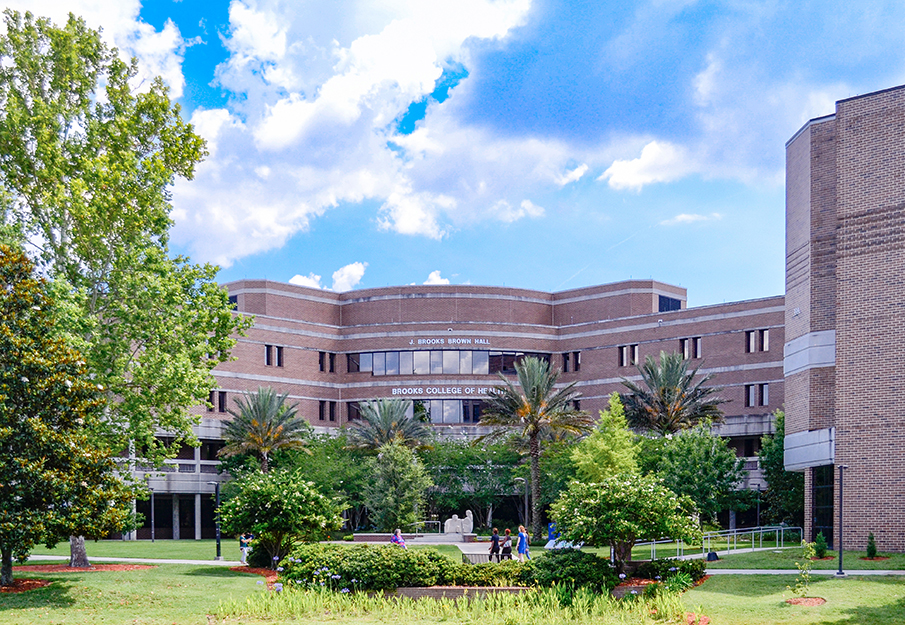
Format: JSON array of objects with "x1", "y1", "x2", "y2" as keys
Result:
[
  {"x1": 443, "y1": 510, "x2": 474, "y2": 534},
  {"x1": 462, "y1": 510, "x2": 474, "y2": 534}
]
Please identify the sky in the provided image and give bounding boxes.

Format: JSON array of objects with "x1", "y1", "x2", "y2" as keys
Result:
[{"x1": 6, "y1": 1, "x2": 905, "y2": 306}]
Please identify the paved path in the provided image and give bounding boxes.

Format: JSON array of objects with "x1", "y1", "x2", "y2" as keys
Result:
[
  {"x1": 25, "y1": 554, "x2": 244, "y2": 567},
  {"x1": 707, "y1": 568, "x2": 905, "y2": 576}
]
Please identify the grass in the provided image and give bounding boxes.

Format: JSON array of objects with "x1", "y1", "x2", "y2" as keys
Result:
[
  {"x1": 1, "y1": 563, "x2": 262, "y2": 624},
  {"x1": 684, "y1": 574, "x2": 905, "y2": 624},
  {"x1": 705, "y1": 547, "x2": 905, "y2": 570},
  {"x1": 24, "y1": 539, "x2": 465, "y2": 565}
]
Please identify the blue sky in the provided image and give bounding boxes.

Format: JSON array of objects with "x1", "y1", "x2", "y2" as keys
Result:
[{"x1": 11, "y1": 1, "x2": 905, "y2": 305}]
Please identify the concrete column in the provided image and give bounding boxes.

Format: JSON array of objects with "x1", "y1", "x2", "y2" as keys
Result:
[
  {"x1": 173, "y1": 495, "x2": 180, "y2": 540},
  {"x1": 195, "y1": 494, "x2": 202, "y2": 540}
]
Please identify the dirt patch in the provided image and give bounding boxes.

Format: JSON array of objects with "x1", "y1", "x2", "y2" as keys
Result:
[
  {"x1": 1, "y1": 578, "x2": 53, "y2": 594},
  {"x1": 15, "y1": 564, "x2": 155, "y2": 573},
  {"x1": 685, "y1": 613, "x2": 711, "y2": 625},
  {"x1": 860, "y1": 556, "x2": 890, "y2": 561},
  {"x1": 229, "y1": 566, "x2": 278, "y2": 588},
  {"x1": 786, "y1": 597, "x2": 827, "y2": 606}
]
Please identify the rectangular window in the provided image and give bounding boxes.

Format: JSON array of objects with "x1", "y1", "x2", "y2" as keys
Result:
[
  {"x1": 443, "y1": 350, "x2": 459, "y2": 374},
  {"x1": 680, "y1": 338, "x2": 690, "y2": 359},
  {"x1": 693, "y1": 337, "x2": 702, "y2": 359},
  {"x1": 488, "y1": 351, "x2": 503, "y2": 374},
  {"x1": 760, "y1": 329, "x2": 770, "y2": 352},
  {"x1": 562, "y1": 352, "x2": 570, "y2": 373},
  {"x1": 319, "y1": 351, "x2": 326, "y2": 372},
  {"x1": 760, "y1": 383, "x2": 769, "y2": 406},
  {"x1": 400, "y1": 351, "x2": 414, "y2": 375},
  {"x1": 347, "y1": 402, "x2": 361, "y2": 421},
  {"x1": 413, "y1": 351, "x2": 430, "y2": 375},
  {"x1": 385, "y1": 351, "x2": 400, "y2": 375},
  {"x1": 329, "y1": 352, "x2": 335, "y2": 373},
  {"x1": 572, "y1": 400, "x2": 581, "y2": 411},
  {"x1": 618, "y1": 345, "x2": 638, "y2": 367},
  {"x1": 746, "y1": 330, "x2": 770, "y2": 353},
  {"x1": 573, "y1": 351, "x2": 581, "y2": 372},
  {"x1": 218, "y1": 391, "x2": 227, "y2": 413},
  {"x1": 360, "y1": 352, "x2": 372, "y2": 373},
  {"x1": 430, "y1": 351, "x2": 443, "y2": 374},
  {"x1": 459, "y1": 351, "x2": 472, "y2": 375},
  {"x1": 347, "y1": 353, "x2": 360, "y2": 373},
  {"x1": 228, "y1": 294, "x2": 238, "y2": 309},
  {"x1": 658, "y1": 295, "x2": 682, "y2": 312},
  {"x1": 744, "y1": 383, "x2": 769, "y2": 407},
  {"x1": 372, "y1": 352, "x2": 386, "y2": 376},
  {"x1": 318, "y1": 400, "x2": 326, "y2": 421},
  {"x1": 473, "y1": 351, "x2": 489, "y2": 375},
  {"x1": 329, "y1": 402, "x2": 336, "y2": 422},
  {"x1": 265, "y1": 344, "x2": 274, "y2": 366},
  {"x1": 208, "y1": 390, "x2": 215, "y2": 413},
  {"x1": 276, "y1": 346, "x2": 284, "y2": 368}
]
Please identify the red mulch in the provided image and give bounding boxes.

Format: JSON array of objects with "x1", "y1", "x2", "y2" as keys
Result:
[
  {"x1": 861, "y1": 556, "x2": 890, "y2": 561},
  {"x1": 685, "y1": 613, "x2": 711, "y2": 625},
  {"x1": 2, "y1": 564, "x2": 155, "y2": 594},
  {"x1": 786, "y1": 597, "x2": 826, "y2": 606},
  {"x1": 229, "y1": 565, "x2": 279, "y2": 588},
  {"x1": 810, "y1": 556, "x2": 835, "y2": 560}
]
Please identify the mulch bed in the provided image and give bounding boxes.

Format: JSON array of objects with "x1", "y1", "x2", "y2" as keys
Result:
[
  {"x1": 811, "y1": 556, "x2": 835, "y2": 560},
  {"x1": 786, "y1": 597, "x2": 826, "y2": 606},
  {"x1": 2, "y1": 564, "x2": 155, "y2": 594},
  {"x1": 229, "y1": 566, "x2": 279, "y2": 588},
  {"x1": 861, "y1": 556, "x2": 890, "y2": 561}
]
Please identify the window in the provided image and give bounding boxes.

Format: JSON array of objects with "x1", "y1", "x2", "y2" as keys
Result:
[
  {"x1": 572, "y1": 400, "x2": 581, "y2": 411},
  {"x1": 319, "y1": 351, "x2": 326, "y2": 372},
  {"x1": 462, "y1": 400, "x2": 483, "y2": 423},
  {"x1": 744, "y1": 383, "x2": 769, "y2": 407},
  {"x1": 218, "y1": 391, "x2": 227, "y2": 413},
  {"x1": 563, "y1": 353, "x2": 570, "y2": 373},
  {"x1": 618, "y1": 344, "x2": 639, "y2": 367},
  {"x1": 319, "y1": 400, "x2": 326, "y2": 421},
  {"x1": 329, "y1": 401, "x2": 336, "y2": 422},
  {"x1": 573, "y1": 351, "x2": 581, "y2": 372},
  {"x1": 745, "y1": 329, "x2": 770, "y2": 353},
  {"x1": 228, "y1": 295, "x2": 238, "y2": 309},
  {"x1": 347, "y1": 402, "x2": 361, "y2": 421},
  {"x1": 347, "y1": 353, "x2": 360, "y2": 373},
  {"x1": 658, "y1": 295, "x2": 682, "y2": 312},
  {"x1": 328, "y1": 352, "x2": 335, "y2": 373},
  {"x1": 266, "y1": 345, "x2": 284, "y2": 367},
  {"x1": 680, "y1": 337, "x2": 702, "y2": 359},
  {"x1": 207, "y1": 390, "x2": 215, "y2": 413}
]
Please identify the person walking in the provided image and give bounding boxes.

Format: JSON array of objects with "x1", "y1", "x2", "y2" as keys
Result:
[
  {"x1": 239, "y1": 532, "x2": 253, "y2": 565},
  {"x1": 390, "y1": 528, "x2": 407, "y2": 549},
  {"x1": 501, "y1": 528, "x2": 513, "y2": 560},
  {"x1": 488, "y1": 528, "x2": 501, "y2": 563},
  {"x1": 517, "y1": 525, "x2": 530, "y2": 563}
]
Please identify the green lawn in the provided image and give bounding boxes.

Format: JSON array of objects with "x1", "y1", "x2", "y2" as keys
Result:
[
  {"x1": 705, "y1": 548, "x2": 905, "y2": 570},
  {"x1": 1, "y1": 564, "x2": 262, "y2": 624},
  {"x1": 684, "y1": 574, "x2": 905, "y2": 624}
]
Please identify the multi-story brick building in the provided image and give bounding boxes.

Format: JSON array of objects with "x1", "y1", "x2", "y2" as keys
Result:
[
  {"x1": 784, "y1": 85, "x2": 905, "y2": 552},
  {"x1": 137, "y1": 278, "x2": 784, "y2": 539}
]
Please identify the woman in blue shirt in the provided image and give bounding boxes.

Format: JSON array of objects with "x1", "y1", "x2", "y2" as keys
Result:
[{"x1": 517, "y1": 525, "x2": 530, "y2": 562}]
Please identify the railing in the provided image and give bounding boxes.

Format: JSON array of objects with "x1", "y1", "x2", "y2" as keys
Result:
[
  {"x1": 408, "y1": 520, "x2": 443, "y2": 533},
  {"x1": 634, "y1": 525, "x2": 803, "y2": 560}
]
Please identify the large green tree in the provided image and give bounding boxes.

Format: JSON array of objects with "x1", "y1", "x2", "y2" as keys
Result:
[
  {"x1": 759, "y1": 410, "x2": 804, "y2": 526},
  {"x1": 220, "y1": 387, "x2": 310, "y2": 473},
  {"x1": 364, "y1": 441, "x2": 433, "y2": 532},
  {"x1": 478, "y1": 356, "x2": 594, "y2": 539},
  {"x1": 571, "y1": 393, "x2": 638, "y2": 482},
  {"x1": 621, "y1": 351, "x2": 727, "y2": 435},
  {"x1": 551, "y1": 474, "x2": 700, "y2": 573},
  {"x1": 658, "y1": 422, "x2": 749, "y2": 524},
  {"x1": 0, "y1": 11, "x2": 250, "y2": 565},
  {"x1": 0, "y1": 246, "x2": 133, "y2": 586}
]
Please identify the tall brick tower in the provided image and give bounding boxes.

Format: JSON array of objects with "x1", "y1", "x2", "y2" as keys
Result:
[{"x1": 785, "y1": 85, "x2": 905, "y2": 552}]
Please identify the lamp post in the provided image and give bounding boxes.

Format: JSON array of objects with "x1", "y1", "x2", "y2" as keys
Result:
[
  {"x1": 514, "y1": 477, "x2": 528, "y2": 530},
  {"x1": 207, "y1": 481, "x2": 222, "y2": 561},
  {"x1": 149, "y1": 486, "x2": 155, "y2": 543},
  {"x1": 837, "y1": 465, "x2": 848, "y2": 576},
  {"x1": 756, "y1": 486, "x2": 762, "y2": 528}
]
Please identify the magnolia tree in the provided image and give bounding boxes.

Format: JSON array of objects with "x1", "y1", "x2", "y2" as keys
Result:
[
  {"x1": 551, "y1": 474, "x2": 700, "y2": 572},
  {"x1": 219, "y1": 469, "x2": 344, "y2": 568}
]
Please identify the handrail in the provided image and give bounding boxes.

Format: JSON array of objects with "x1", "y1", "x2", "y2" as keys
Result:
[{"x1": 634, "y1": 525, "x2": 803, "y2": 560}]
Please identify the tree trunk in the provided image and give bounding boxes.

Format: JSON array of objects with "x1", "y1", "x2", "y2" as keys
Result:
[
  {"x1": 613, "y1": 540, "x2": 634, "y2": 574},
  {"x1": 529, "y1": 435, "x2": 543, "y2": 540},
  {"x1": 261, "y1": 452, "x2": 269, "y2": 473},
  {"x1": 69, "y1": 535, "x2": 90, "y2": 568},
  {"x1": 1, "y1": 545, "x2": 13, "y2": 587}
]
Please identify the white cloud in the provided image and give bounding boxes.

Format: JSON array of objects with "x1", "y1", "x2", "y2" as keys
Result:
[
  {"x1": 554, "y1": 164, "x2": 588, "y2": 187},
  {"x1": 332, "y1": 262, "x2": 368, "y2": 292},
  {"x1": 659, "y1": 213, "x2": 722, "y2": 226},
  {"x1": 289, "y1": 273, "x2": 323, "y2": 289},
  {"x1": 600, "y1": 141, "x2": 697, "y2": 191},
  {"x1": 423, "y1": 270, "x2": 449, "y2": 285}
]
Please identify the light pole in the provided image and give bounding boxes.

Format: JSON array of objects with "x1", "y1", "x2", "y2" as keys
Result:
[
  {"x1": 514, "y1": 477, "x2": 528, "y2": 530},
  {"x1": 756, "y1": 486, "x2": 762, "y2": 528},
  {"x1": 837, "y1": 465, "x2": 848, "y2": 576},
  {"x1": 208, "y1": 481, "x2": 222, "y2": 561},
  {"x1": 149, "y1": 486, "x2": 155, "y2": 543}
]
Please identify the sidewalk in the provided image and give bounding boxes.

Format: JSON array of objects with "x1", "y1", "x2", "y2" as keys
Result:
[
  {"x1": 707, "y1": 568, "x2": 905, "y2": 575},
  {"x1": 25, "y1": 554, "x2": 244, "y2": 567}
]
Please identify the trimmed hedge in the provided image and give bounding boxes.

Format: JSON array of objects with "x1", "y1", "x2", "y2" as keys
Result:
[
  {"x1": 634, "y1": 558, "x2": 707, "y2": 583},
  {"x1": 524, "y1": 549, "x2": 620, "y2": 592}
]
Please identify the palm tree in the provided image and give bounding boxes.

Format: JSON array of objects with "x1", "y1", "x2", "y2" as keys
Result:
[
  {"x1": 346, "y1": 398, "x2": 433, "y2": 451},
  {"x1": 478, "y1": 356, "x2": 593, "y2": 539},
  {"x1": 219, "y1": 387, "x2": 309, "y2": 472},
  {"x1": 621, "y1": 351, "x2": 727, "y2": 436}
]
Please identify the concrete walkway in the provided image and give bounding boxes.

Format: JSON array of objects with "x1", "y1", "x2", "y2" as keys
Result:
[
  {"x1": 707, "y1": 568, "x2": 905, "y2": 576},
  {"x1": 25, "y1": 554, "x2": 244, "y2": 567}
]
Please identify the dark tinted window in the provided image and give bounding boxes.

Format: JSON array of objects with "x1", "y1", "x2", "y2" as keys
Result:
[{"x1": 658, "y1": 295, "x2": 682, "y2": 312}]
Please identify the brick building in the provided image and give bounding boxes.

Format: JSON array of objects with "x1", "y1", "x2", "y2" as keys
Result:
[
  {"x1": 784, "y1": 85, "x2": 905, "y2": 552},
  {"x1": 136, "y1": 278, "x2": 785, "y2": 539}
]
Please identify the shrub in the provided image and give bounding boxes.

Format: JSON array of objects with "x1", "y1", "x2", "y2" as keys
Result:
[
  {"x1": 342, "y1": 534, "x2": 355, "y2": 542},
  {"x1": 635, "y1": 558, "x2": 707, "y2": 583},
  {"x1": 525, "y1": 549, "x2": 620, "y2": 592},
  {"x1": 814, "y1": 532, "x2": 828, "y2": 559},
  {"x1": 867, "y1": 532, "x2": 878, "y2": 559},
  {"x1": 441, "y1": 560, "x2": 524, "y2": 587}
]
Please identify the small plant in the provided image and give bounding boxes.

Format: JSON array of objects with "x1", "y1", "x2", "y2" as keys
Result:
[
  {"x1": 663, "y1": 572, "x2": 694, "y2": 593},
  {"x1": 342, "y1": 534, "x2": 355, "y2": 542},
  {"x1": 788, "y1": 540, "x2": 816, "y2": 597},
  {"x1": 635, "y1": 558, "x2": 707, "y2": 583},
  {"x1": 866, "y1": 532, "x2": 878, "y2": 559},
  {"x1": 813, "y1": 531, "x2": 828, "y2": 559}
]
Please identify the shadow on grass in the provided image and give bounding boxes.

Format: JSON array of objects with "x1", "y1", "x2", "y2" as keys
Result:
[
  {"x1": 819, "y1": 594, "x2": 905, "y2": 625},
  {"x1": 0, "y1": 578, "x2": 76, "y2": 611},
  {"x1": 183, "y1": 567, "x2": 254, "y2": 578}
]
